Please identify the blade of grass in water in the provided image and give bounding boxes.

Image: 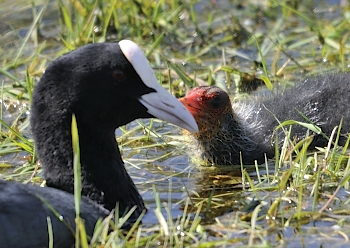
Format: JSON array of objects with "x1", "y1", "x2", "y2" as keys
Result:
[
  {"x1": 13, "y1": 1, "x2": 48, "y2": 65},
  {"x1": 71, "y1": 114, "x2": 89, "y2": 247}
]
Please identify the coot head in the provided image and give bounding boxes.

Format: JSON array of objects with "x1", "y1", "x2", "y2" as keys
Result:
[{"x1": 179, "y1": 86, "x2": 233, "y2": 138}]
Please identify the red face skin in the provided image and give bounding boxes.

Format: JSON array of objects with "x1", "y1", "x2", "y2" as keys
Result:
[{"x1": 179, "y1": 86, "x2": 233, "y2": 137}]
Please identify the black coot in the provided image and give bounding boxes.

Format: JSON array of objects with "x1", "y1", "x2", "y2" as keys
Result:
[{"x1": 0, "y1": 40, "x2": 198, "y2": 247}]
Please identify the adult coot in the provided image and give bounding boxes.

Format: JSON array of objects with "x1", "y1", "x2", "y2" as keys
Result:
[
  {"x1": 180, "y1": 73, "x2": 350, "y2": 165},
  {"x1": 0, "y1": 40, "x2": 198, "y2": 247}
]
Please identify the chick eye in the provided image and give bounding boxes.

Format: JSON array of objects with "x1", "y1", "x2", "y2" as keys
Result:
[
  {"x1": 112, "y1": 70, "x2": 125, "y2": 80},
  {"x1": 210, "y1": 95, "x2": 222, "y2": 109}
]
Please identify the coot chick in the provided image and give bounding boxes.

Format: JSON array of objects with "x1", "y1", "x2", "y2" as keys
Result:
[
  {"x1": 180, "y1": 73, "x2": 350, "y2": 165},
  {"x1": 0, "y1": 40, "x2": 198, "y2": 247}
]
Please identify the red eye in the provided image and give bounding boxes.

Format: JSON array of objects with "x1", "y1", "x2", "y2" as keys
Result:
[{"x1": 112, "y1": 70, "x2": 125, "y2": 80}]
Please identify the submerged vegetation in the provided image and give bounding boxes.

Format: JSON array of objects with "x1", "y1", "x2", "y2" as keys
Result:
[{"x1": 1, "y1": 0, "x2": 350, "y2": 246}]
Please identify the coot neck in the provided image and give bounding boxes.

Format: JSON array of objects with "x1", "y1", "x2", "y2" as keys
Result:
[{"x1": 40, "y1": 114, "x2": 143, "y2": 214}]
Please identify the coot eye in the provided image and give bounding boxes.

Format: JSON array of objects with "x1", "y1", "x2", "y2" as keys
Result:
[
  {"x1": 112, "y1": 70, "x2": 125, "y2": 80},
  {"x1": 210, "y1": 95, "x2": 223, "y2": 109}
]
